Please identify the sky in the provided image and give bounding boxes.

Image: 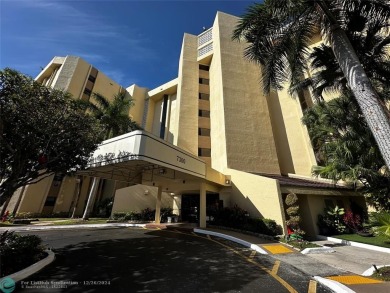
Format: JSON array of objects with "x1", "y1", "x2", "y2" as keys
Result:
[{"x1": 1, "y1": 0, "x2": 255, "y2": 89}]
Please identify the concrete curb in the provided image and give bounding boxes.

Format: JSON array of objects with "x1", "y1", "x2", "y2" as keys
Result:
[
  {"x1": 6, "y1": 250, "x2": 55, "y2": 282},
  {"x1": 193, "y1": 229, "x2": 354, "y2": 293},
  {"x1": 362, "y1": 265, "x2": 390, "y2": 276},
  {"x1": 0, "y1": 223, "x2": 146, "y2": 232},
  {"x1": 317, "y1": 235, "x2": 390, "y2": 254},
  {"x1": 314, "y1": 276, "x2": 355, "y2": 293},
  {"x1": 301, "y1": 247, "x2": 335, "y2": 254},
  {"x1": 193, "y1": 228, "x2": 268, "y2": 254}
]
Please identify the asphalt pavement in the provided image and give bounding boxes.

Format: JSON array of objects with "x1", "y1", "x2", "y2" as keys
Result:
[
  {"x1": 2, "y1": 223, "x2": 390, "y2": 293},
  {"x1": 11, "y1": 227, "x2": 332, "y2": 293}
]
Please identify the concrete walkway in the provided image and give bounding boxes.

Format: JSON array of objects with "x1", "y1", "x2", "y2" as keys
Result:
[
  {"x1": 310, "y1": 240, "x2": 390, "y2": 275},
  {"x1": 193, "y1": 227, "x2": 390, "y2": 293}
]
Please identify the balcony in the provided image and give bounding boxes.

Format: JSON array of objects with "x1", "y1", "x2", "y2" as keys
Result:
[
  {"x1": 198, "y1": 28, "x2": 212, "y2": 47},
  {"x1": 197, "y1": 27, "x2": 213, "y2": 62}
]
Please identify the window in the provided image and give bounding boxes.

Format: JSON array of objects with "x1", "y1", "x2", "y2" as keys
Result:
[
  {"x1": 199, "y1": 93, "x2": 210, "y2": 100},
  {"x1": 199, "y1": 78, "x2": 209, "y2": 85},
  {"x1": 199, "y1": 110, "x2": 210, "y2": 117},
  {"x1": 198, "y1": 128, "x2": 210, "y2": 136},
  {"x1": 83, "y1": 88, "x2": 92, "y2": 96},
  {"x1": 88, "y1": 75, "x2": 96, "y2": 83},
  {"x1": 199, "y1": 64, "x2": 209, "y2": 71},
  {"x1": 198, "y1": 148, "x2": 211, "y2": 157}
]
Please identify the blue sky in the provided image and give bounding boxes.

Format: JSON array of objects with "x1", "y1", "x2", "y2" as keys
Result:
[{"x1": 1, "y1": 0, "x2": 254, "y2": 89}]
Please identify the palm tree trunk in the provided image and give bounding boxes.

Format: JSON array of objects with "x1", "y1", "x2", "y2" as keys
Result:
[{"x1": 318, "y1": 1, "x2": 390, "y2": 169}]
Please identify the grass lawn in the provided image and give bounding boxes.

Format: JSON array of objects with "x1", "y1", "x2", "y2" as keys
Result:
[
  {"x1": 44, "y1": 218, "x2": 108, "y2": 225},
  {"x1": 332, "y1": 234, "x2": 390, "y2": 249},
  {"x1": 0, "y1": 222, "x2": 18, "y2": 227},
  {"x1": 37, "y1": 218, "x2": 70, "y2": 221}
]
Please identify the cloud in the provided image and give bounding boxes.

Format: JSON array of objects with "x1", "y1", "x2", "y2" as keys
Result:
[
  {"x1": 74, "y1": 53, "x2": 109, "y2": 64},
  {"x1": 10, "y1": 0, "x2": 157, "y2": 61}
]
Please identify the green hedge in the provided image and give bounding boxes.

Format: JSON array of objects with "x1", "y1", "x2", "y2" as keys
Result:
[
  {"x1": 211, "y1": 205, "x2": 282, "y2": 236},
  {"x1": 1, "y1": 231, "x2": 46, "y2": 277},
  {"x1": 111, "y1": 207, "x2": 174, "y2": 222}
]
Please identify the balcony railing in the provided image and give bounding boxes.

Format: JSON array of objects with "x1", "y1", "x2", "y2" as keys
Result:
[
  {"x1": 198, "y1": 28, "x2": 212, "y2": 47},
  {"x1": 198, "y1": 43, "x2": 213, "y2": 57}
]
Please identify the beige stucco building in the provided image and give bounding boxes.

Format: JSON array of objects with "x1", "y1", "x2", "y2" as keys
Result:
[{"x1": 2, "y1": 12, "x2": 365, "y2": 238}]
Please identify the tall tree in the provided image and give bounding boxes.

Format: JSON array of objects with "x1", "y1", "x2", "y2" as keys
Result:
[
  {"x1": 0, "y1": 68, "x2": 104, "y2": 206},
  {"x1": 86, "y1": 92, "x2": 140, "y2": 140},
  {"x1": 293, "y1": 3, "x2": 390, "y2": 210},
  {"x1": 302, "y1": 93, "x2": 390, "y2": 210},
  {"x1": 233, "y1": 0, "x2": 390, "y2": 169},
  {"x1": 289, "y1": 3, "x2": 390, "y2": 102}
]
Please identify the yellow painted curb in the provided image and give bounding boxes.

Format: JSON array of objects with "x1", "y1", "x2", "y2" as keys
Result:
[
  {"x1": 327, "y1": 275, "x2": 383, "y2": 285},
  {"x1": 263, "y1": 244, "x2": 294, "y2": 254}
]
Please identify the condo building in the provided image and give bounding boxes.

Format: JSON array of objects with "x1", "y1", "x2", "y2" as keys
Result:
[{"x1": 2, "y1": 12, "x2": 364, "y2": 238}]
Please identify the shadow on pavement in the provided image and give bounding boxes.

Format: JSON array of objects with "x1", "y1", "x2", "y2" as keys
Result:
[{"x1": 16, "y1": 229, "x2": 287, "y2": 293}]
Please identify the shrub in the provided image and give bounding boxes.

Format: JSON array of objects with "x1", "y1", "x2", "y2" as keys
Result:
[
  {"x1": 140, "y1": 208, "x2": 155, "y2": 221},
  {"x1": 326, "y1": 205, "x2": 347, "y2": 234},
  {"x1": 160, "y1": 207, "x2": 174, "y2": 223},
  {"x1": 0, "y1": 231, "x2": 46, "y2": 277},
  {"x1": 14, "y1": 212, "x2": 37, "y2": 219},
  {"x1": 124, "y1": 211, "x2": 141, "y2": 221},
  {"x1": 213, "y1": 205, "x2": 248, "y2": 229},
  {"x1": 317, "y1": 214, "x2": 336, "y2": 235},
  {"x1": 343, "y1": 210, "x2": 363, "y2": 232},
  {"x1": 96, "y1": 197, "x2": 113, "y2": 217},
  {"x1": 111, "y1": 212, "x2": 126, "y2": 221},
  {"x1": 285, "y1": 193, "x2": 298, "y2": 206},
  {"x1": 211, "y1": 205, "x2": 279, "y2": 236},
  {"x1": 370, "y1": 212, "x2": 390, "y2": 238},
  {"x1": 263, "y1": 218, "x2": 283, "y2": 236},
  {"x1": 285, "y1": 193, "x2": 305, "y2": 237}
]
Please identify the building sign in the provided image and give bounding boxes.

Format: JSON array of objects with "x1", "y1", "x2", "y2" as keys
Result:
[{"x1": 87, "y1": 131, "x2": 205, "y2": 178}]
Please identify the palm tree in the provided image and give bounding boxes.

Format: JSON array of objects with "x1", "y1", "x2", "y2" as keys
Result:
[
  {"x1": 82, "y1": 90, "x2": 140, "y2": 220},
  {"x1": 87, "y1": 91, "x2": 139, "y2": 139},
  {"x1": 302, "y1": 92, "x2": 390, "y2": 210},
  {"x1": 286, "y1": 6, "x2": 390, "y2": 210},
  {"x1": 289, "y1": 6, "x2": 390, "y2": 102},
  {"x1": 233, "y1": 0, "x2": 390, "y2": 169}
]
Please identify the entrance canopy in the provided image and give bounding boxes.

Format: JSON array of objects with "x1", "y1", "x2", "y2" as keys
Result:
[{"x1": 78, "y1": 131, "x2": 227, "y2": 192}]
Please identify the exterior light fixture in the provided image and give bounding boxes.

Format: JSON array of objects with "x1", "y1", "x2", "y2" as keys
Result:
[
  {"x1": 225, "y1": 179, "x2": 231, "y2": 185},
  {"x1": 144, "y1": 190, "x2": 149, "y2": 196}
]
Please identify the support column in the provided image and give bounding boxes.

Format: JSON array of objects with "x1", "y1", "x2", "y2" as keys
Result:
[
  {"x1": 82, "y1": 177, "x2": 100, "y2": 220},
  {"x1": 199, "y1": 183, "x2": 206, "y2": 228},
  {"x1": 154, "y1": 186, "x2": 162, "y2": 224}
]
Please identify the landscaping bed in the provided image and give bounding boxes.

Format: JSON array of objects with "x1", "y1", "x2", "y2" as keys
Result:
[
  {"x1": 279, "y1": 238, "x2": 321, "y2": 251},
  {"x1": 0, "y1": 231, "x2": 46, "y2": 277},
  {"x1": 371, "y1": 266, "x2": 390, "y2": 282}
]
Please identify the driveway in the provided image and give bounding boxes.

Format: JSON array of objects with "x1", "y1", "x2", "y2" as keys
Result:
[{"x1": 15, "y1": 227, "x2": 332, "y2": 292}]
